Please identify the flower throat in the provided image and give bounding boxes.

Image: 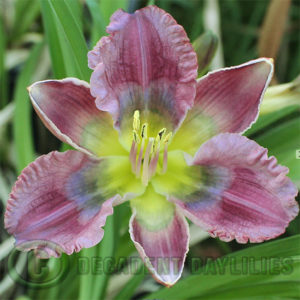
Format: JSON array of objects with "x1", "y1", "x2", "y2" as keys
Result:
[{"x1": 129, "y1": 110, "x2": 172, "y2": 186}]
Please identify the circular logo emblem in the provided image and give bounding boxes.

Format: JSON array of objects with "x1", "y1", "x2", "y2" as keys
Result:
[{"x1": 7, "y1": 240, "x2": 69, "y2": 288}]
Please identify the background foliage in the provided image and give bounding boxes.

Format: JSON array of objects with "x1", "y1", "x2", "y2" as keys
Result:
[{"x1": 0, "y1": 0, "x2": 299, "y2": 299}]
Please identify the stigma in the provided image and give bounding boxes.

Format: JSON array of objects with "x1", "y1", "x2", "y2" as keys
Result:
[{"x1": 129, "y1": 110, "x2": 172, "y2": 186}]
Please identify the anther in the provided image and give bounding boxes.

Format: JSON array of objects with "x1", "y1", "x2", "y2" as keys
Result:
[
  {"x1": 158, "y1": 128, "x2": 166, "y2": 140},
  {"x1": 141, "y1": 123, "x2": 148, "y2": 139},
  {"x1": 133, "y1": 130, "x2": 140, "y2": 144},
  {"x1": 163, "y1": 132, "x2": 172, "y2": 144},
  {"x1": 130, "y1": 109, "x2": 173, "y2": 180},
  {"x1": 133, "y1": 110, "x2": 140, "y2": 131}
]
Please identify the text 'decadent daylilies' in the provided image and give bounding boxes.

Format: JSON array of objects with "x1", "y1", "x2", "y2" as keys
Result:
[{"x1": 5, "y1": 6, "x2": 299, "y2": 286}]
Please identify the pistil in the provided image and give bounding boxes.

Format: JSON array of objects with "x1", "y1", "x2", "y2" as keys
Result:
[{"x1": 142, "y1": 138, "x2": 154, "y2": 186}]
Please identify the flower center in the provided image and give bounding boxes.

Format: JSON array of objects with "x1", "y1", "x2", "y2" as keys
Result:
[{"x1": 129, "y1": 110, "x2": 172, "y2": 186}]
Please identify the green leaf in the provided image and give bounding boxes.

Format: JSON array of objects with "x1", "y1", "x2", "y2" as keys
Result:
[
  {"x1": 113, "y1": 264, "x2": 146, "y2": 300},
  {"x1": 255, "y1": 117, "x2": 300, "y2": 187},
  {"x1": 144, "y1": 235, "x2": 300, "y2": 299},
  {"x1": 49, "y1": 0, "x2": 91, "y2": 80},
  {"x1": 65, "y1": 0, "x2": 83, "y2": 29},
  {"x1": 0, "y1": 16, "x2": 7, "y2": 107},
  {"x1": 13, "y1": 41, "x2": 44, "y2": 172},
  {"x1": 86, "y1": 0, "x2": 107, "y2": 46},
  {"x1": 91, "y1": 215, "x2": 115, "y2": 300},
  {"x1": 189, "y1": 281, "x2": 300, "y2": 299},
  {"x1": 78, "y1": 214, "x2": 118, "y2": 300},
  {"x1": 40, "y1": 0, "x2": 67, "y2": 78},
  {"x1": 245, "y1": 105, "x2": 298, "y2": 136},
  {"x1": 40, "y1": 0, "x2": 91, "y2": 80},
  {"x1": 11, "y1": 0, "x2": 40, "y2": 42},
  {"x1": 99, "y1": 0, "x2": 128, "y2": 24},
  {"x1": 79, "y1": 246, "x2": 98, "y2": 300},
  {"x1": 40, "y1": 0, "x2": 91, "y2": 152}
]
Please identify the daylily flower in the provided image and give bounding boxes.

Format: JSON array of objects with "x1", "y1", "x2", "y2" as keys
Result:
[{"x1": 5, "y1": 6, "x2": 299, "y2": 286}]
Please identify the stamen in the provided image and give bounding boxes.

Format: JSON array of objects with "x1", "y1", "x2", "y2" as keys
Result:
[
  {"x1": 133, "y1": 130, "x2": 140, "y2": 144},
  {"x1": 141, "y1": 123, "x2": 148, "y2": 139},
  {"x1": 135, "y1": 123, "x2": 148, "y2": 177},
  {"x1": 149, "y1": 147, "x2": 160, "y2": 177},
  {"x1": 133, "y1": 110, "x2": 140, "y2": 131},
  {"x1": 162, "y1": 144, "x2": 168, "y2": 174},
  {"x1": 153, "y1": 136, "x2": 159, "y2": 153},
  {"x1": 158, "y1": 128, "x2": 166, "y2": 140},
  {"x1": 142, "y1": 137, "x2": 154, "y2": 186},
  {"x1": 130, "y1": 110, "x2": 173, "y2": 182},
  {"x1": 163, "y1": 132, "x2": 172, "y2": 144},
  {"x1": 162, "y1": 132, "x2": 172, "y2": 174},
  {"x1": 136, "y1": 138, "x2": 145, "y2": 177},
  {"x1": 129, "y1": 140, "x2": 137, "y2": 173}
]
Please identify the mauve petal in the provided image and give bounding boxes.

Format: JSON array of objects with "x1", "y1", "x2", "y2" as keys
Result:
[
  {"x1": 196, "y1": 58, "x2": 273, "y2": 133},
  {"x1": 172, "y1": 134, "x2": 299, "y2": 243},
  {"x1": 4, "y1": 151, "x2": 118, "y2": 257},
  {"x1": 88, "y1": 39, "x2": 103, "y2": 70},
  {"x1": 29, "y1": 78, "x2": 126, "y2": 157},
  {"x1": 88, "y1": 6, "x2": 198, "y2": 130},
  {"x1": 130, "y1": 209, "x2": 189, "y2": 286},
  {"x1": 170, "y1": 58, "x2": 273, "y2": 155},
  {"x1": 129, "y1": 187, "x2": 189, "y2": 286}
]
